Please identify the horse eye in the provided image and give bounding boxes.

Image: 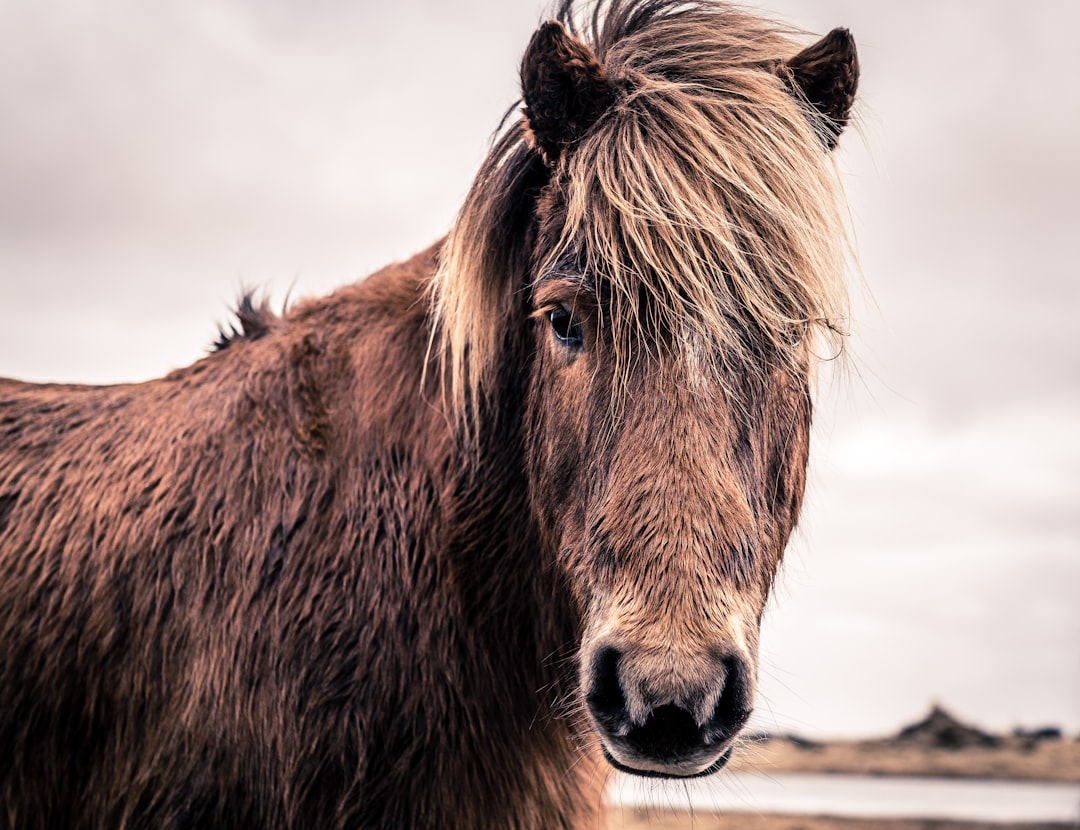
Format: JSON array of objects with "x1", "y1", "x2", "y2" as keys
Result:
[
  {"x1": 788, "y1": 321, "x2": 808, "y2": 348},
  {"x1": 548, "y1": 307, "x2": 584, "y2": 348}
]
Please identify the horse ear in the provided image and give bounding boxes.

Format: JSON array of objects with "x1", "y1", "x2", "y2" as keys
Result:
[
  {"x1": 521, "y1": 21, "x2": 615, "y2": 166},
  {"x1": 783, "y1": 28, "x2": 859, "y2": 150}
]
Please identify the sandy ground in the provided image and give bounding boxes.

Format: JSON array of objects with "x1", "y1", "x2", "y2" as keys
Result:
[
  {"x1": 726, "y1": 737, "x2": 1080, "y2": 783},
  {"x1": 606, "y1": 809, "x2": 1072, "y2": 830}
]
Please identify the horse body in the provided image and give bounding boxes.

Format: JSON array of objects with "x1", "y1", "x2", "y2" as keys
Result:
[
  {"x1": 0, "y1": 249, "x2": 596, "y2": 828},
  {"x1": 0, "y1": 1, "x2": 858, "y2": 826}
]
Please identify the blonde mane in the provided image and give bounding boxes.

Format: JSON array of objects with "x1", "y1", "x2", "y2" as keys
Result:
[{"x1": 430, "y1": 0, "x2": 850, "y2": 415}]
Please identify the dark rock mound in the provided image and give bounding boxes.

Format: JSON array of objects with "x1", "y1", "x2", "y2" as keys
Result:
[{"x1": 895, "y1": 705, "x2": 1002, "y2": 750}]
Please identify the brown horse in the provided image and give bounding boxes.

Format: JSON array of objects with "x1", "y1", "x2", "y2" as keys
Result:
[{"x1": 0, "y1": 1, "x2": 858, "y2": 827}]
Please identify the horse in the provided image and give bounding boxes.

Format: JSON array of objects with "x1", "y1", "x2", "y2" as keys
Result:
[{"x1": 0, "y1": 1, "x2": 858, "y2": 827}]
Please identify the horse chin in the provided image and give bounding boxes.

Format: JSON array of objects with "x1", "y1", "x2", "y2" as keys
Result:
[{"x1": 600, "y1": 745, "x2": 734, "y2": 779}]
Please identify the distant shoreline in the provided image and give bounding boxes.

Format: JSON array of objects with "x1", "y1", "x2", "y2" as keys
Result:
[
  {"x1": 727, "y1": 733, "x2": 1080, "y2": 782},
  {"x1": 727, "y1": 707, "x2": 1080, "y2": 783}
]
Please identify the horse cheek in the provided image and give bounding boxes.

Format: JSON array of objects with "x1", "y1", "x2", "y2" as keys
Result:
[
  {"x1": 526, "y1": 363, "x2": 585, "y2": 551},
  {"x1": 763, "y1": 376, "x2": 813, "y2": 584}
]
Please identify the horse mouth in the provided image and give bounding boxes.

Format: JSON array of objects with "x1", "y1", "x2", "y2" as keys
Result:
[{"x1": 600, "y1": 745, "x2": 733, "y2": 779}]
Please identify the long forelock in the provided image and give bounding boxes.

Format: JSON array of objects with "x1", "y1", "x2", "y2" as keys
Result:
[
  {"x1": 430, "y1": 0, "x2": 851, "y2": 420},
  {"x1": 561, "y1": 2, "x2": 849, "y2": 395}
]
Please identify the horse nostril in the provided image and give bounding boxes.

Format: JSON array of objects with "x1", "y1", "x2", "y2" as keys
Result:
[
  {"x1": 586, "y1": 647, "x2": 627, "y2": 731},
  {"x1": 703, "y1": 654, "x2": 753, "y2": 743}
]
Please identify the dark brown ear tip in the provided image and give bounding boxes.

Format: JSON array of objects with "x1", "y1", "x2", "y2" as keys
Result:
[
  {"x1": 520, "y1": 19, "x2": 613, "y2": 166},
  {"x1": 826, "y1": 27, "x2": 859, "y2": 74},
  {"x1": 521, "y1": 21, "x2": 572, "y2": 104},
  {"x1": 522, "y1": 20, "x2": 566, "y2": 73},
  {"x1": 825, "y1": 27, "x2": 855, "y2": 48},
  {"x1": 788, "y1": 27, "x2": 859, "y2": 75},
  {"x1": 520, "y1": 24, "x2": 568, "y2": 164},
  {"x1": 533, "y1": 20, "x2": 568, "y2": 46},
  {"x1": 785, "y1": 26, "x2": 859, "y2": 150}
]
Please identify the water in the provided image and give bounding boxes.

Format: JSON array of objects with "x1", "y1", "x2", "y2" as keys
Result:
[{"x1": 606, "y1": 772, "x2": 1080, "y2": 824}]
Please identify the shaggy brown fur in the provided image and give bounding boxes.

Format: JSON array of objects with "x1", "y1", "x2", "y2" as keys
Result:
[{"x1": 0, "y1": 1, "x2": 857, "y2": 827}]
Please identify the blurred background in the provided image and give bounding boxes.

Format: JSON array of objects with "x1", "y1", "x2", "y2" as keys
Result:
[{"x1": 1, "y1": 0, "x2": 1076, "y2": 740}]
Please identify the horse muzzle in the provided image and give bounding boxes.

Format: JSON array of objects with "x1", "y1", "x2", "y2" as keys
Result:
[{"x1": 584, "y1": 643, "x2": 753, "y2": 778}]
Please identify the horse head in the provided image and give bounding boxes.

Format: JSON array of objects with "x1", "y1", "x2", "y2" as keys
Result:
[{"x1": 434, "y1": 0, "x2": 858, "y2": 780}]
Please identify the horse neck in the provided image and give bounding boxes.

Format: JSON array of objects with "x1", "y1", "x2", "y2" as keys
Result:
[{"x1": 344, "y1": 249, "x2": 579, "y2": 691}]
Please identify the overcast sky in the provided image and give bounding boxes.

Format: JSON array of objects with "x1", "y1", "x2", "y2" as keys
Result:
[{"x1": 1, "y1": 0, "x2": 1076, "y2": 739}]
